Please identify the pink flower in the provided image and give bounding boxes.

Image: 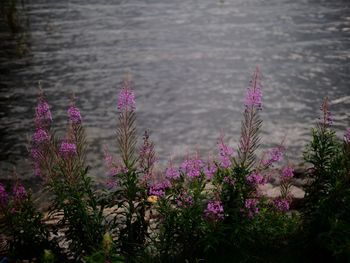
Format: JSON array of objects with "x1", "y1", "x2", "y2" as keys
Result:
[
  {"x1": 68, "y1": 105, "x2": 82, "y2": 124},
  {"x1": 246, "y1": 172, "x2": 266, "y2": 185},
  {"x1": 218, "y1": 136, "x2": 235, "y2": 169},
  {"x1": 273, "y1": 198, "x2": 290, "y2": 212},
  {"x1": 245, "y1": 85, "x2": 262, "y2": 109},
  {"x1": 243, "y1": 198, "x2": 259, "y2": 218},
  {"x1": 59, "y1": 141, "x2": 77, "y2": 158},
  {"x1": 204, "y1": 200, "x2": 224, "y2": 221},
  {"x1": 117, "y1": 82, "x2": 136, "y2": 111},
  {"x1": 32, "y1": 129, "x2": 49, "y2": 145},
  {"x1": 281, "y1": 166, "x2": 294, "y2": 181}
]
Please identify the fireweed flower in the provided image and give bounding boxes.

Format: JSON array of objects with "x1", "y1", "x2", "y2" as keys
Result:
[
  {"x1": 68, "y1": 105, "x2": 82, "y2": 124},
  {"x1": 176, "y1": 191, "x2": 193, "y2": 207},
  {"x1": 117, "y1": 83, "x2": 136, "y2": 111},
  {"x1": 149, "y1": 181, "x2": 171, "y2": 198},
  {"x1": 180, "y1": 157, "x2": 204, "y2": 179},
  {"x1": 245, "y1": 84, "x2": 262, "y2": 109},
  {"x1": 59, "y1": 141, "x2": 77, "y2": 158},
  {"x1": 165, "y1": 165, "x2": 180, "y2": 180},
  {"x1": 13, "y1": 184, "x2": 27, "y2": 202},
  {"x1": 0, "y1": 184, "x2": 8, "y2": 208},
  {"x1": 273, "y1": 198, "x2": 290, "y2": 212},
  {"x1": 32, "y1": 128, "x2": 49, "y2": 145},
  {"x1": 203, "y1": 161, "x2": 217, "y2": 180},
  {"x1": 218, "y1": 136, "x2": 235, "y2": 169},
  {"x1": 243, "y1": 198, "x2": 259, "y2": 218},
  {"x1": 262, "y1": 146, "x2": 284, "y2": 167},
  {"x1": 204, "y1": 200, "x2": 224, "y2": 221},
  {"x1": 35, "y1": 99, "x2": 52, "y2": 127},
  {"x1": 281, "y1": 166, "x2": 294, "y2": 181},
  {"x1": 246, "y1": 172, "x2": 266, "y2": 185}
]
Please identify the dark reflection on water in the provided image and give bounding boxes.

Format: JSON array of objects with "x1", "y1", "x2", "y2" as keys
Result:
[{"x1": 0, "y1": 0, "x2": 349, "y2": 181}]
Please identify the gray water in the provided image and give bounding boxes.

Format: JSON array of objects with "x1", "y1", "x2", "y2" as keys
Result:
[{"x1": 1, "y1": 0, "x2": 350, "y2": 182}]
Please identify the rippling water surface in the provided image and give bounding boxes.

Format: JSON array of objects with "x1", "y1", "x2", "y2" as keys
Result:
[{"x1": 0, "y1": 0, "x2": 349, "y2": 181}]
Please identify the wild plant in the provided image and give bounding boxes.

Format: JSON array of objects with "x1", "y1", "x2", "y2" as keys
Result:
[
  {"x1": 0, "y1": 178, "x2": 58, "y2": 261},
  {"x1": 103, "y1": 78, "x2": 150, "y2": 260},
  {"x1": 30, "y1": 91, "x2": 105, "y2": 261},
  {"x1": 150, "y1": 68, "x2": 299, "y2": 262},
  {"x1": 302, "y1": 98, "x2": 350, "y2": 261}
]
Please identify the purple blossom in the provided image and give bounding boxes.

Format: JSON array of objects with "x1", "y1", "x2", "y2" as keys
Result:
[
  {"x1": 13, "y1": 184, "x2": 27, "y2": 202},
  {"x1": 246, "y1": 172, "x2": 266, "y2": 185},
  {"x1": 204, "y1": 200, "x2": 224, "y2": 221},
  {"x1": 245, "y1": 85, "x2": 262, "y2": 109},
  {"x1": 243, "y1": 198, "x2": 259, "y2": 218},
  {"x1": 203, "y1": 162, "x2": 217, "y2": 180},
  {"x1": 180, "y1": 157, "x2": 204, "y2": 179},
  {"x1": 165, "y1": 166, "x2": 180, "y2": 180},
  {"x1": 35, "y1": 100, "x2": 52, "y2": 127},
  {"x1": 59, "y1": 141, "x2": 77, "y2": 158},
  {"x1": 176, "y1": 192, "x2": 193, "y2": 207},
  {"x1": 273, "y1": 198, "x2": 290, "y2": 212},
  {"x1": 344, "y1": 128, "x2": 350, "y2": 143},
  {"x1": 223, "y1": 176, "x2": 235, "y2": 186},
  {"x1": 149, "y1": 181, "x2": 171, "y2": 197},
  {"x1": 32, "y1": 129, "x2": 49, "y2": 145},
  {"x1": 262, "y1": 147, "x2": 284, "y2": 167},
  {"x1": 281, "y1": 166, "x2": 294, "y2": 180},
  {"x1": 68, "y1": 105, "x2": 82, "y2": 124},
  {"x1": 218, "y1": 136, "x2": 235, "y2": 169},
  {"x1": 117, "y1": 84, "x2": 136, "y2": 111},
  {"x1": 0, "y1": 184, "x2": 8, "y2": 208}
]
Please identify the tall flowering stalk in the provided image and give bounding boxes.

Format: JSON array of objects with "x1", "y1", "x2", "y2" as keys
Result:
[
  {"x1": 237, "y1": 67, "x2": 263, "y2": 169},
  {"x1": 116, "y1": 78, "x2": 137, "y2": 169}
]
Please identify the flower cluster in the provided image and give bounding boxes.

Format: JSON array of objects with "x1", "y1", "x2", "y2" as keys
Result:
[
  {"x1": 245, "y1": 85, "x2": 262, "y2": 109},
  {"x1": 262, "y1": 146, "x2": 284, "y2": 167},
  {"x1": 204, "y1": 200, "x2": 224, "y2": 221},
  {"x1": 203, "y1": 161, "x2": 217, "y2": 180},
  {"x1": 68, "y1": 105, "x2": 82, "y2": 124},
  {"x1": 246, "y1": 172, "x2": 266, "y2": 185},
  {"x1": 59, "y1": 141, "x2": 77, "y2": 158},
  {"x1": 273, "y1": 198, "x2": 290, "y2": 212},
  {"x1": 32, "y1": 128, "x2": 49, "y2": 145},
  {"x1": 149, "y1": 181, "x2": 171, "y2": 198},
  {"x1": 243, "y1": 198, "x2": 260, "y2": 218},
  {"x1": 180, "y1": 156, "x2": 204, "y2": 179},
  {"x1": 35, "y1": 98, "x2": 52, "y2": 127},
  {"x1": 281, "y1": 166, "x2": 294, "y2": 181},
  {"x1": 165, "y1": 165, "x2": 180, "y2": 180},
  {"x1": 117, "y1": 82, "x2": 136, "y2": 111},
  {"x1": 218, "y1": 136, "x2": 235, "y2": 169}
]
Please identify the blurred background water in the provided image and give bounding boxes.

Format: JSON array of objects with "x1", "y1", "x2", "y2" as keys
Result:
[{"x1": 0, "y1": 0, "x2": 349, "y2": 183}]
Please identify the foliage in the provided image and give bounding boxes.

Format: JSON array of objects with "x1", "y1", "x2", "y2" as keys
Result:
[
  {"x1": 301, "y1": 97, "x2": 350, "y2": 261},
  {"x1": 0, "y1": 70, "x2": 349, "y2": 262}
]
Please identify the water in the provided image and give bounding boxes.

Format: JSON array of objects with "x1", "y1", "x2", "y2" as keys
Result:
[{"x1": 0, "y1": 0, "x2": 349, "y2": 182}]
